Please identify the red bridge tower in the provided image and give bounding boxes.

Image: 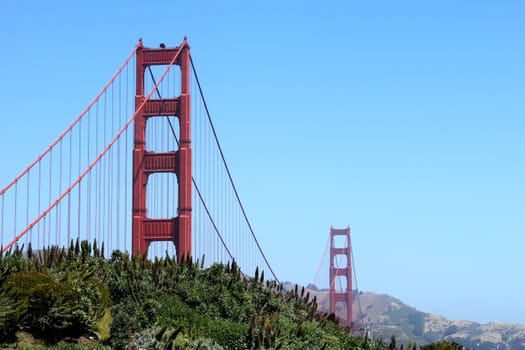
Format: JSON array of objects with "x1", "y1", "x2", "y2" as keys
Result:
[
  {"x1": 329, "y1": 226, "x2": 352, "y2": 327},
  {"x1": 132, "y1": 40, "x2": 192, "y2": 261}
]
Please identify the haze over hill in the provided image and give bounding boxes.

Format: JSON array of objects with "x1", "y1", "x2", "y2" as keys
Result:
[{"x1": 300, "y1": 284, "x2": 525, "y2": 350}]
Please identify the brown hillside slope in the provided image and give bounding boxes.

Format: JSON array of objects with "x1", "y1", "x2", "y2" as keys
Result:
[{"x1": 299, "y1": 284, "x2": 525, "y2": 350}]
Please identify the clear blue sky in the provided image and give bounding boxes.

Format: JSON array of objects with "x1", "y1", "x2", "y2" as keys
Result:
[{"x1": 1, "y1": 1, "x2": 524, "y2": 325}]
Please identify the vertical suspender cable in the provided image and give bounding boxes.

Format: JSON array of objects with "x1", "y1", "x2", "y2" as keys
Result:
[
  {"x1": 87, "y1": 110, "x2": 91, "y2": 243},
  {"x1": 67, "y1": 132, "x2": 71, "y2": 245},
  {"x1": 124, "y1": 60, "x2": 129, "y2": 250},
  {"x1": 117, "y1": 71, "x2": 121, "y2": 249},
  {"x1": 26, "y1": 170, "x2": 30, "y2": 246},
  {"x1": 109, "y1": 81, "x2": 114, "y2": 251},
  {"x1": 48, "y1": 149, "x2": 52, "y2": 242},
  {"x1": 78, "y1": 119, "x2": 82, "y2": 242},
  {"x1": 55, "y1": 152, "x2": 60, "y2": 245},
  {"x1": 13, "y1": 182, "x2": 17, "y2": 239},
  {"x1": 103, "y1": 90, "x2": 108, "y2": 250},
  {"x1": 96, "y1": 100, "x2": 101, "y2": 247}
]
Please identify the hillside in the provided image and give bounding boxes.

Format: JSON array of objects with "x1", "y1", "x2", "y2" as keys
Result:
[
  {"x1": 306, "y1": 285, "x2": 525, "y2": 350},
  {"x1": 3, "y1": 243, "x2": 521, "y2": 349}
]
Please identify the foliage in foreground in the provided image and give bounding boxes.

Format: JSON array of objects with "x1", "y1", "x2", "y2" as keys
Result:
[{"x1": 0, "y1": 241, "x2": 469, "y2": 349}]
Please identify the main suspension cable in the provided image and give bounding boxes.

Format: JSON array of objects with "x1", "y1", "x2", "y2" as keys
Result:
[
  {"x1": 189, "y1": 55, "x2": 280, "y2": 284},
  {"x1": 312, "y1": 232, "x2": 330, "y2": 287},
  {"x1": 0, "y1": 43, "x2": 140, "y2": 198}
]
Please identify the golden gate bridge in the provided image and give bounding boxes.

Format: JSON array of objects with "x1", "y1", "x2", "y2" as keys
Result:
[{"x1": 0, "y1": 39, "x2": 356, "y2": 327}]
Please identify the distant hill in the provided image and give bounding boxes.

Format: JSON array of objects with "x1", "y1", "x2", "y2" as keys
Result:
[{"x1": 293, "y1": 283, "x2": 525, "y2": 350}]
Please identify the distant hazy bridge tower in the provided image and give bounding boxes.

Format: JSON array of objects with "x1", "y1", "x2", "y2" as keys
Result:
[
  {"x1": 132, "y1": 40, "x2": 192, "y2": 259},
  {"x1": 329, "y1": 226, "x2": 352, "y2": 327}
]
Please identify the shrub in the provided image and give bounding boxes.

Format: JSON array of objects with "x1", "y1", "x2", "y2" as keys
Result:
[{"x1": 5, "y1": 271, "x2": 83, "y2": 341}]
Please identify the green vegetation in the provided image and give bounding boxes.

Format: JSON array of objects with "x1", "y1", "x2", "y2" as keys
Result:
[
  {"x1": 420, "y1": 340, "x2": 465, "y2": 350},
  {"x1": 0, "y1": 241, "x2": 469, "y2": 349}
]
